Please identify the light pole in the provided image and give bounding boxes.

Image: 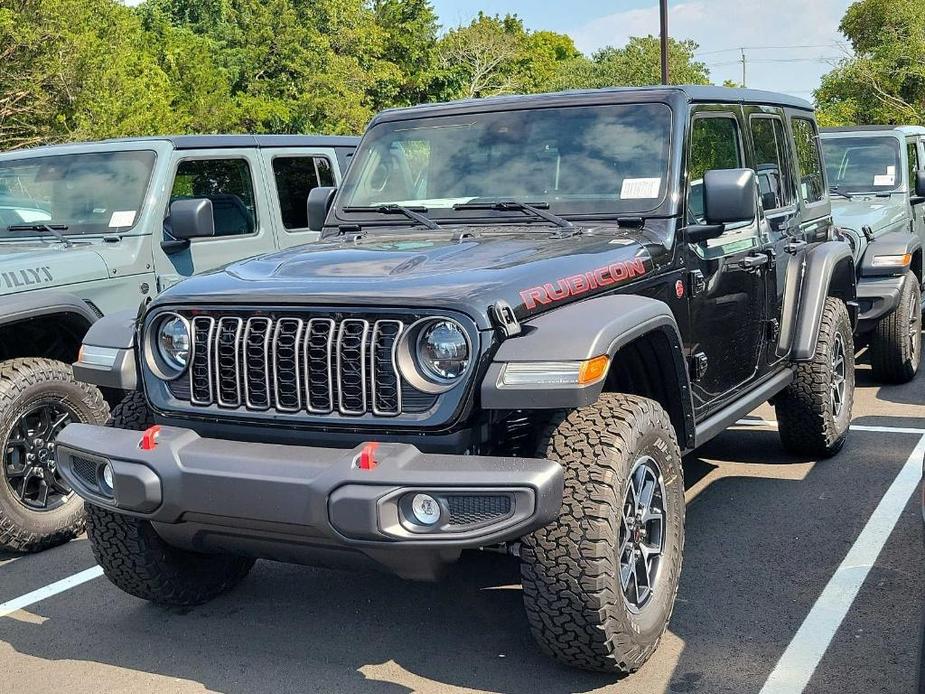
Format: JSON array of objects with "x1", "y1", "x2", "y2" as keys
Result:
[{"x1": 660, "y1": 0, "x2": 669, "y2": 84}]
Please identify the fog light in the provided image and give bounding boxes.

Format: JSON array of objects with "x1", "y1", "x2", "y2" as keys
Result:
[
  {"x1": 411, "y1": 493, "x2": 441, "y2": 526},
  {"x1": 100, "y1": 463, "x2": 114, "y2": 493}
]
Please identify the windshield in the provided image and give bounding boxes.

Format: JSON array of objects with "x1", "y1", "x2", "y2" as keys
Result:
[
  {"x1": 822, "y1": 136, "x2": 902, "y2": 194},
  {"x1": 0, "y1": 150, "x2": 156, "y2": 236},
  {"x1": 339, "y1": 103, "x2": 673, "y2": 220}
]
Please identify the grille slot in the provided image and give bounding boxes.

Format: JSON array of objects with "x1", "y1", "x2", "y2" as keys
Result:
[
  {"x1": 273, "y1": 318, "x2": 304, "y2": 412},
  {"x1": 215, "y1": 317, "x2": 243, "y2": 407},
  {"x1": 243, "y1": 317, "x2": 271, "y2": 409},
  {"x1": 171, "y1": 312, "x2": 420, "y2": 418},
  {"x1": 190, "y1": 317, "x2": 215, "y2": 405},
  {"x1": 336, "y1": 319, "x2": 369, "y2": 416},
  {"x1": 446, "y1": 495, "x2": 513, "y2": 526},
  {"x1": 371, "y1": 321, "x2": 403, "y2": 416}
]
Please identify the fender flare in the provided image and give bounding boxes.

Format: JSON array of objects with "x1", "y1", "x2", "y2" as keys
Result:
[
  {"x1": 72, "y1": 309, "x2": 139, "y2": 391},
  {"x1": 481, "y1": 294, "x2": 695, "y2": 447},
  {"x1": 0, "y1": 291, "x2": 99, "y2": 330},
  {"x1": 791, "y1": 241, "x2": 857, "y2": 361},
  {"x1": 859, "y1": 230, "x2": 922, "y2": 278}
]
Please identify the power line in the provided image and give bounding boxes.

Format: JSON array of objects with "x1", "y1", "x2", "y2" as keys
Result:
[{"x1": 695, "y1": 43, "x2": 845, "y2": 57}]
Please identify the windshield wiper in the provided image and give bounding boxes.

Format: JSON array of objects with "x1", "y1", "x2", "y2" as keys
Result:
[
  {"x1": 7, "y1": 223, "x2": 73, "y2": 247},
  {"x1": 453, "y1": 199, "x2": 574, "y2": 229},
  {"x1": 343, "y1": 204, "x2": 442, "y2": 230},
  {"x1": 829, "y1": 187, "x2": 853, "y2": 200}
]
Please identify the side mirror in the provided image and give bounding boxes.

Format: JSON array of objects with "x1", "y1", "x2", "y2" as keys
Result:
[
  {"x1": 307, "y1": 187, "x2": 337, "y2": 232},
  {"x1": 703, "y1": 168, "x2": 758, "y2": 225},
  {"x1": 169, "y1": 199, "x2": 215, "y2": 240},
  {"x1": 913, "y1": 171, "x2": 925, "y2": 203},
  {"x1": 687, "y1": 168, "x2": 758, "y2": 243}
]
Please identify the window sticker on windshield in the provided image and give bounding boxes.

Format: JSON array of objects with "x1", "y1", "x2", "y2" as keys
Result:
[
  {"x1": 108, "y1": 210, "x2": 136, "y2": 228},
  {"x1": 873, "y1": 175, "x2": 895, "y2": 186},
  {"x1": 887, "y1": 165, "x2": 896, "y2": 176},
  {"x1": 620, "y1": 178, "x2": 661, "y2": 199}
]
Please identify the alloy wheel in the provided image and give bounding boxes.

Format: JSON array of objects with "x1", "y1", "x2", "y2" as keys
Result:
[
  {"x1": 830, "y1": 332, "x2": 847, "y2": 419},
  {"x1": 618, "y1": 455, "x2": 667, "y2": 612},
  {"x1": 3, "y1": 401, "x2": 76, "y2": 511}
]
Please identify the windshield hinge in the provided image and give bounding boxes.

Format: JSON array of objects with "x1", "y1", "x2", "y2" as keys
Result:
[{"x1": 490, "y1": 300, "x2": 521, "y2": 338}]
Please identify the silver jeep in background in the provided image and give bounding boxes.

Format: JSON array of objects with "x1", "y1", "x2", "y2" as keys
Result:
[
  {"x1": 0, "y1": 134, "x2": 357, "y2": 553},
  {"x1": 822, "y1": 125, "x2": 925, "y2": 383}
]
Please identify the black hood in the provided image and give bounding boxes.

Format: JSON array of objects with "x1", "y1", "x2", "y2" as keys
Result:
[{"x1": 158, "y1": 224, "x2": 671, "y2": 328}]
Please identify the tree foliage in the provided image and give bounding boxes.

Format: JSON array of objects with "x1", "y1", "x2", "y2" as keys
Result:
[
  {"x1": 0, "y1": 1, "x2": 715, "y2": 149},
  {"x1": 815, "y1": 0, "x2": 925, "y2": 126}
]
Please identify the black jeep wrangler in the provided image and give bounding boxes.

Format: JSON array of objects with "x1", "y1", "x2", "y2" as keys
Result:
[{"x1": 56, "y1": 86, "x2": 856, "y2": 674}]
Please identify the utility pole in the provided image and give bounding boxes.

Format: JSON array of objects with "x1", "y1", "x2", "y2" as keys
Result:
[
  {"x1": 740, "y1": 48, "x2": 747, "y2": 88},
  {"x1": 660, "y1": 0, "x2": 669, "y2": 84}
]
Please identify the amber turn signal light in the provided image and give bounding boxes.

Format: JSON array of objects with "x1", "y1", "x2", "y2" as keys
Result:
[{"x1": 578, "y1": 355, "x2": 610, "y2": 385}]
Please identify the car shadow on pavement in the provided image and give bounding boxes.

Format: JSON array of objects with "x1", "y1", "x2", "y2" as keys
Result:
[{"x1": 0, "y1": 551, "x2": 622, "y2": 694}]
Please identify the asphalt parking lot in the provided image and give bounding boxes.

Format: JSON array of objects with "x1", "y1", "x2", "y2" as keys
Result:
[{"x1": 0, "y1": 353, "x2": 923, "y2": 694}]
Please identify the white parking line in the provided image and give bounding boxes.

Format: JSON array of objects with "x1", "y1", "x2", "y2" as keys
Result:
[
  {"x1": 736, "y1": 418, "x2": 925, "y2": 435},
  {"x1": 0, "y1": 566, "x2": 103, "y2": 618},
  {"x1": 759, "y1": 433, "x2": 925, "y2": 694}
]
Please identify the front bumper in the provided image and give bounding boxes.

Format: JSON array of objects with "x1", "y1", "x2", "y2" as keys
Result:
[{"x1": 55, "y1": 424, "x2": 563, "y2": 579}]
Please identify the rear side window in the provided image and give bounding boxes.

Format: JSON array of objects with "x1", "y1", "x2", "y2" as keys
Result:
[
  {"x1": 750, "y1": 117, "x2": 793, "y2": 211},
  {"x1": 171, "y1": 159, "x2": 256, "y2": 237},
  {"x1": 688, "y1": 116, "x2": 743, "y2": 224},
  {"x1": 791, "y1": 118, "x2": 826, "y2": 205},
  {"x1": 907, "y1": 141, "x2": 919, "y2": 184},
  {"x1": 272, "y1": 156, "x2": 336, "y2": 230}
]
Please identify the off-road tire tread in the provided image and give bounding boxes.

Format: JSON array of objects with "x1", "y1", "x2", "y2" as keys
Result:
[
  {"x1": 776, "y1": 297, "x2": 854, "y2": 457},
  {"x1": 0, "y1": 357, "x2": 108, "y2": 552},
  {"x1": 520, "y1": 393, "x2": 685, "y2": 673},
  {"x1": 85, "y1": 392, "x2": 254, "y2": 606},
  {"x1": 869, "y1": 270, "x2": 920, "y2": 384}
]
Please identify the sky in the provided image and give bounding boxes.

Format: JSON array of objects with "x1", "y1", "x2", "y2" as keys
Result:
[{"x1": 432, "y1": 0, "x2": 856, "y2": 99}]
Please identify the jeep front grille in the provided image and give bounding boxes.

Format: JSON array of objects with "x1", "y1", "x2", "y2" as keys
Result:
[{"x1": 177, "y1": 313, "x2": 417, "y2": 417}]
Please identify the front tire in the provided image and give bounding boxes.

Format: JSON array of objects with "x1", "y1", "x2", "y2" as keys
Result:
[
  {"x1": 520, "y1": 394, "x2": 685, "y2": 673},
  {"x1": 869, "y1": 270, "x2": 921, "y2": 384},
  {"x1": 776, "y1": 297, "x2": 855, "y2": 457},
  {"x1": 0, "y1": 357, "x2": 109, "y2": 552},
  {"x1": 85, "y1": 393, "x2": 254, "y2": 606}
]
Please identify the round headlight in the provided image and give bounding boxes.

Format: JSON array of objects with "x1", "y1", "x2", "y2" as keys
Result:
[
  {"x1": 416, "y1": 320, "x2": 469, "y2": 381},
  {"x1": 157, "y1": 315, "x2": 191, "y2": 372}
]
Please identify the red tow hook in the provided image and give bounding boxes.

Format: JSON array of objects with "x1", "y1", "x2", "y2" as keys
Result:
[
  {"x1": 357, "y1": 442, "x2": 379, "y2": 470},
  {"x1": 139, "y1": 425, "x2": 161, "y2": 451}
]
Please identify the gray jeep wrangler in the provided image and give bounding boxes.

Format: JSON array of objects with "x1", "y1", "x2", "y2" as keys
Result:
[
  {"x1": 57, "y1": 86, "x2": 856, "y2": 674},
  {"x1": 0, "y1": 134, "x2": 357, "y2": 552},
  {"x1": 822, "y1": 126, "x2": 925, "y2": 382}
]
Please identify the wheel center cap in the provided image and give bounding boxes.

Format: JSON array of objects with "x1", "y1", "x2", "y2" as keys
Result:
[{"x1": 37, "y1": 449, "x2": 49, "y2": 463}]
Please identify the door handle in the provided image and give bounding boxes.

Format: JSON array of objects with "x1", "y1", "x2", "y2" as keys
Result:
[
  {"x1": 784, "y1": 239, "x2": 807, "y2": 254},
  {"x1": 739, "y1": 253, "x2": 770, "y2": 270}
]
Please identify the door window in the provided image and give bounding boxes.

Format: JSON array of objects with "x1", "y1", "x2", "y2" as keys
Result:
[
  {"x1": 750, "y1": 117, "x2": 793, "y2": 211},
  {"x1": 170, "y1": 159, "x2": 256, "y2": 237},
  {"x1": 791, "y1": 118, "x2": 826, "y2": 205},
  {"x1": 907, "y1": 141, "x2": 920, "y2": 184},
  {"x1": 688, "y1": 116, "x2": 743, "y2": 224},
  {"x1": 272, "y1": 156, "x2": 335, "y2": 231}
]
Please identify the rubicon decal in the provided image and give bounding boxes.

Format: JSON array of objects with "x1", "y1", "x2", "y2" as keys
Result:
[{"x1": 520, "y1": 258, "x2": 649, "y2": 310}]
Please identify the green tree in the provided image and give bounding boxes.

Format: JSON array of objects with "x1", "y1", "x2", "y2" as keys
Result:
[
  {"x1": 815, "y1": 0, "x2": 925, "y2": 126},
  {"x1": 551, "y1": 36, "x2": 710, "y2": 90},
  {"x1": 436, "y1": 13, "x2": 579, "y2": 99},
  {"x1": 0, "y1": 0, "x2": 176, "y2": 148}
]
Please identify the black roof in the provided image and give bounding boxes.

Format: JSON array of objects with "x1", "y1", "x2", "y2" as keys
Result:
[
  {"x1": 102, "y1": 134, "x2": 360, "y2": 150},
  {"x1": 373, "y1": 85, "x2": 813, "y2": 123},
  {"x1": 822, "y1": 125, "x2": 905, "y2": 133}
]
